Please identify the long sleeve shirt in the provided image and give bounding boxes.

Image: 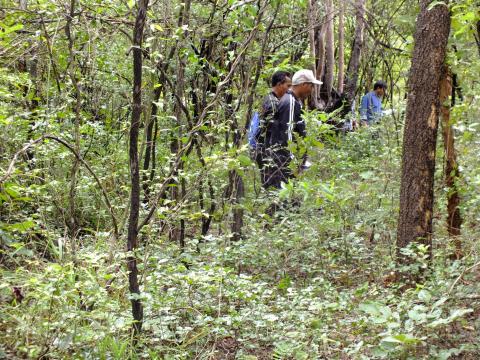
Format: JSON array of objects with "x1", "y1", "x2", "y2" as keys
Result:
[
  {"x1": 265, "y1": 90, "x2": 306, "y2": 150},
  {"x1": 257, "y1": 91, "x2": 279, "y2": 145},
  {"x1": 360, "y1": 91, "x2": 383, "y2": 124}
]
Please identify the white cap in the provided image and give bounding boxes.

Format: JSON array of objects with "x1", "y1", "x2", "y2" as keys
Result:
[{"x1": 292, "y1": 69, "x2": 322, "y2": 86}]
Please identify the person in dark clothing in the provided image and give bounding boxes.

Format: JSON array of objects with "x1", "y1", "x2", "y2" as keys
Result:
[
  {"x1": 255, "y1": 71, "x2": 292, "y2": 184},
  {"x1": 263, "y1": 69, "x2": 321, "y2": 189}
]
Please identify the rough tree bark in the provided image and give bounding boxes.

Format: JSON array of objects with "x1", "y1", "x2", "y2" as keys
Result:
[
  {"x1": 344, "y1": 0, "x2": 365, "y2": 103},
  {"x1": 439, "y1": 67, "x2": 462, "y2": 257},
  {"x1": 396, "y1": 0, "x2": 450, "y2": 262},
  {"x1": 337, "y1": 0, "x2": 345, "y2": 93},
  {"x1": 127, "y1": 0, "x2": 149, "y2": 336}
]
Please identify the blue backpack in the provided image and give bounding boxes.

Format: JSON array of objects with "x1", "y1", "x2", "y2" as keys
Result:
[{"x1": 247, "y1": 111, "x2": 260, "y2": 150}]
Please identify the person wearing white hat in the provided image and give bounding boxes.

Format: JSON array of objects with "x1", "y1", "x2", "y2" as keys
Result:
[{"x1": 262, "y1": 69, "x2": 321, "y2": 189}]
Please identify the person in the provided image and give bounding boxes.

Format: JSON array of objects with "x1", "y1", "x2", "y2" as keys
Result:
[
  {"x1": 262, "y1": 69, "x2": 321, "y2": 189},
  {"x1": 255, "y1": 71, "x2": 292, "y2": 175},
  {"x1": 359, "y1": 80, "x2": 387, "y2": 126}
]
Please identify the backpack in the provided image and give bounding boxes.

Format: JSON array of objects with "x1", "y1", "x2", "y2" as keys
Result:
[{"x1": 247, "y1": 111, "x2": 261, "y2": 150}]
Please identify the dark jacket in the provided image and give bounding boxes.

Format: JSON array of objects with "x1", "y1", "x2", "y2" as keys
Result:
[
  {"x1": 257, "y1": 91, "x2": 279, "y2": 145},
  {"x1": 265, "y1": 90, "x2": 306, "y2": 150}
]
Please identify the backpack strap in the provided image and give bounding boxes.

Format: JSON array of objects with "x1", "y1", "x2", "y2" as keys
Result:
[{"x1": 287, "y1": 93, "x2": 295, "y2": 142}]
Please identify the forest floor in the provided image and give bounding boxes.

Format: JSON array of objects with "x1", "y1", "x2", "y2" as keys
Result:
[{"x1": 1, "y1": 120, "x2": 480, "y2": 359}]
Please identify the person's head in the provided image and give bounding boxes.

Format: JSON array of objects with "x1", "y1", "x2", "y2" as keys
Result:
[
  {"x1": 291, "y1": 69, "x2": 322, "y2": 100},
  {"x1": 271, "y1": 71, "x2": 292, "y2": 98},
  {"x1": 373, "y1": 80, "x2": 387, "y2": 98}
]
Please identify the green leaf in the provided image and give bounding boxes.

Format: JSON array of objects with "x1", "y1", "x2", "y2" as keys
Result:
[
  {"x1": 4, "y1": 183, "x2": 21, "y2": 198},
  {"x1": 0, "y1": 23, "x2": 24, "y2": 38},
  {"x1": 359, "y1": 301, "x2": 392, "y2": 324},
  {"x1": 428, "y1": 308, "x2": 473, "y2": 328},
  {"x1": 278, "y1": 275, "x2": 291, "y2": 291},
  {"x1": 3, "y1": 220, "x2": 35, "y2": 233},
  {"x1": 418, "y1": 289, "x2": 432, "y2": 303},
  {"x1": 447, "y1": 308, "x2": 473, "y2": 322},
  {"x1": 237, "y1": 154, "x2": 252, "y2": 167},
  {"x1": 408, "y1": 305, "x2": 427, "y2": 322},
  {"x1": 381, "y1": 334, "x2": 420, "y2": 344}
]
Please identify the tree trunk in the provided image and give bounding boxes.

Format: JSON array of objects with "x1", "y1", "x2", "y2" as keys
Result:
[
  {"x1": 169, "y1": 0, "x2": 191, "y2": 247},
  {"x1": 439, "y1": 67, "x2": 462, "y2": 257},
  {"x1": 324, "y1": 0, "x2": 335, "y2": 103},
  {"x1": 396, "y1": 0, "x2": 450, "y2": 262},
  {"x1": 225, "y1": 66, "x2": 245, "y2": 241},
  {"x1": 142, "y1": 85, "x2": 161, "y2": 202},
  {"x1": 315, "y1": 21, "x2": 326, "y2": 83},
  {"x1": 337, "y1": 0, "x2": 345, "y2": 94},
  {"x1": 127, "y1": 0, "x2": 149, "y2": 337},
  {"x1": 308, "y1": 0, "x2": 317, "y2": 69},
  {"x1": 344, "y1": 0, "x2": 365, "y2": 103},
  {"x1": 307, "y1": 0, "x2": 319, "y2": 106},
  {"x1": 19, "y1": 0, "x2": 39, "y2": 164}
]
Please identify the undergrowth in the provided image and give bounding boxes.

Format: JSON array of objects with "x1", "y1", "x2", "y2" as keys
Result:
[{"x1": 1, "y1": 118, "x2": 480, "y2": 359}]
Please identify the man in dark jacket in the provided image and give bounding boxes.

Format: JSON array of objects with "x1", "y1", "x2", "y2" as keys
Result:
[
  {"x1": 256, "y1": 71, "x2": 292, "y2": 183},
  {"x1": 263, "y1": 69, "x2": 321, "y2": 188}
]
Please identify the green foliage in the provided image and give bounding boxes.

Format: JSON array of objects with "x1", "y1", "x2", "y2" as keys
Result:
[{"x1": 1, "y1": 0, "x2": 480, "y2": 358}]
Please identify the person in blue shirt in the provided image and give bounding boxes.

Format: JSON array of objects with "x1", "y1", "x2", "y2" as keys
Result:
[{"x1": 360, "y1": 80, "x2": 387, "y2": 126}]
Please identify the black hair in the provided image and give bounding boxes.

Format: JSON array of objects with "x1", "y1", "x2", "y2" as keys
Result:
[
  {"x1": 271, "y1": 71, "x2": 291, "y2": 87},
  {"x1": 373, "y1": 80, "x2": 387, "y2": 90}
]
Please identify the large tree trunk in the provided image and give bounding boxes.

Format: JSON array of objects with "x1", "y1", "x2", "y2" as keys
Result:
[
  {"x1": 337, "y1": 0, "x2": 345, "y2": 94},
  {"x1": 439, "y1": 67, "x2": 462, "y2": 257},
  {"x1": 344, "y1": 0, "x2": 365, "y2": 103},
  {"x1": 396, "y1": 0, "x2": 450, "y2": 262},
  {"x1": 127, "y1": 0, "x2": 149, "y2": 336}
]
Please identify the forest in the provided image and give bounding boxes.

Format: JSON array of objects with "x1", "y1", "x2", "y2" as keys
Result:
[{"x1": 1, "y1": 0, "x2": 480, "y2": 358}]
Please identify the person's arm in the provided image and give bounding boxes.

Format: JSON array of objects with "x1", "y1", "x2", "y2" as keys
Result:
[
  {"x1": 257, "y1": 95, "x2": 273, "y2": 142},
  {"x1": 359, "y1": 94, "x2": 369, "y2": 122},
  {"x1": 360, "y1": 93, "x2": 371, "y2": 126},
  {"x1": 294, "y1": 103, "x2": 306, "y2": 138}
]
